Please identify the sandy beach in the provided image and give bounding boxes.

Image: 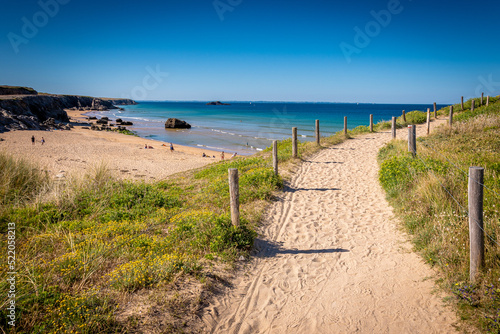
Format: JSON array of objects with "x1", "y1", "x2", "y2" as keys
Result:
[
  {"x1": 202, "y1": 118, "x2": 460, "y2": 333},
  {"x1": 0, "y1": 109, "x2": 220, "y2": 181}
]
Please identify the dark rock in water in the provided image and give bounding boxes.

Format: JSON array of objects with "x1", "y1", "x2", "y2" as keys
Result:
[
  {"x1": 116, "y1": 118, "x2": 123, "y2": 123},
  {"x1": 120, "y1": 121, "x2": 133, "y2": 126},
  {"x1": 88, "y1": 116, "x2": 97, "y2": 120},
  {"x1": 100, "y1": 116, "x2": 109, "y2": 121},
  {"x1": 165, "y1": 118, "x2": 191, "y2": 129},
  {"x1": 96, "y1": 118, "x2": 108, "y2": 125},
  {"x1": 206, "y1": 101, "x2": 230, "y2": 106}
]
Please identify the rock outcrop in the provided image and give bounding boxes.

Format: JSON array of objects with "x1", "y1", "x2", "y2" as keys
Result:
[
  {"x1": 0, "y1": 86, "x2": 38, "y2": 96},
  {"x1": 0, "y1": 90, "x2": 137, "y2": 132},
  {"x1": 165, "y1": 118, "x2": 191, "y2": 129},
  {"x1": 102, "y1": 98, "x2": 137, "y2": 105},
  {"x1": 206, "y1": 101, "x2": 230, "y2": 105}
]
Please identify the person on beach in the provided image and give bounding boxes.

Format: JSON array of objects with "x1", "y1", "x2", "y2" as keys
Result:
[
  {"x1": 170, "y1": 143, "x2": 174, "y2": 152},
  {"x1": 41, "y1": 137, "x2": 45, "y2": 145},
  {"x1": 31, "y1": 135, "x2": 35, "y2": 145},
  {"x1": 221, "y1": 151, "x2": 225, "y2": 160},
  {"x1": 145, "y1": 144, "x2": 148, "y2": 149},
  {"x1": 231, "y1": 152, "x2": 237, "y2": 158}
]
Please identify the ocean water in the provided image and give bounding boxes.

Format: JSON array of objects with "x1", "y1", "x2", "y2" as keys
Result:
[{"x1": 88, "y1": 102, "x2": 446, "y2": 155}]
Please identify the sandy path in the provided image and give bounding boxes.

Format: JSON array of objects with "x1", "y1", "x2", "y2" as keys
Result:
[{"x1": 202, "y1": 121, "x2": 458, "y2": 333}]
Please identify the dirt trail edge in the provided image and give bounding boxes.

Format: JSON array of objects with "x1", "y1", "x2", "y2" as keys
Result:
[{"x1": 202, "y1": 121, "x2": 458, "y2": 333}]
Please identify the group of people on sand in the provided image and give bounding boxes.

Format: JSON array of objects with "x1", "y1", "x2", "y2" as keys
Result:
[
  {"x1": 145, "y1": 142, "x2": 175, "y2": 152},
  {"x1": 144, "y1": 141, "x2": 238, "y2": 160},
  {"x1": 31, "y1": 135, "x2": 45, "y2": 145},
  {"x1": 202, "y1": 151, "x2": 237, "y2": 160}
]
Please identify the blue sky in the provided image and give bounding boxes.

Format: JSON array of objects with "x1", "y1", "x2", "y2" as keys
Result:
[{"x1": 1, "y1": 0, "x2": 499, "y2": 103}]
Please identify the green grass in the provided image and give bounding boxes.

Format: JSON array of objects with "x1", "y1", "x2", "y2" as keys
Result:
[
  {"x1": 378, "y1": 96, "x2": 500, "y2": 333},
  {"x1": 112, "y1": 127, "x2": 138, "y2": 136}
]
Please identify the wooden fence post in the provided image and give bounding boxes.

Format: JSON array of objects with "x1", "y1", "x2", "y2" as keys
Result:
[
  {"x1": 272, "y1": 140, "x2": 278, "y2": 175},
  {"x1": 449, "y1": 105, "x2": 454, "y2": 127},
  {"x1": 408, "y1": 125, "x2": 416, "y2": 156},
  {"x1": 434, "y1": 102, "x2": 437, "y2": 118},
  {"x1": 228, "y1": 168, "x2": 240, "y2": 227},
  {"x1": 426, "y1": 108, "x2": 431, "y2": 135},
  {"x1": 469, "y1": 166, "x2": 484, "y2": 283},
  {"x1": 315, "y1": 120, "x2": 320, "y2": 145},
  {"x1": 487, "y1": 96, "x2": 490, "y2": 106},
  {"x1": 402, "y1": 110, "x2": 406, "y2": 123},
  {"x1": 391, "y1": 116, "x2": 396, "y2": 139},
  {"x1": 292, "y1": 127, "x2": 298, "y2": 158},
  {"x1": 344, "y1": 116, "x2": 348, "y2": 136},
  {"x1": 461, "y1": 96, "x2": 464, "y2": 110},
  {"x1": 471, "y1": 99, "x2": 475, "y2": 112},
  {"x1": 481, "y1": 92, "x2": 484, "y2": 106},
  {"x1": 369, "y1": 114, "x2": 373, "y2": 132}
]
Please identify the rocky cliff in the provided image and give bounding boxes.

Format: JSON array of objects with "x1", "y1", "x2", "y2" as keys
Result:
[
  {"x1": 0, "y1": 85, "x2": 38, "y2": 96},
  {"x1": 0, "y1": 91, "x2": 137, "y2": 132}
]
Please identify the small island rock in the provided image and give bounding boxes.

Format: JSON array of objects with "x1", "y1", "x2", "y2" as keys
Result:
[{"x1": 206, "y1": 101, "x2": 230, "y2": 106}]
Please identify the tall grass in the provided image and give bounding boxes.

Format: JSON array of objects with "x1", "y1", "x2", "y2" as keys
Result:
[
  {"x1": 378, "y1": 97, "x2": 500, "y2": 333},
  {"x1": 0, "y1": 152, "x2": 50, "y2": 206}
]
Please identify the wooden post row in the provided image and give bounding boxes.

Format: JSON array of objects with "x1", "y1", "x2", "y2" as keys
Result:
[
  {"x1": 391, "y1": 116, "x2": 396, "y2": 139},
  {"x1": 481, "y1": 92, "x2": 484, "y2": 106},
  {"x1": 402, "y1": 110, "x2": 406, "y2": 123},
  {"x1": 272, "y1": 140, "x2": 278, "y2": 175},
  {"x1": 433, "y1": 102, "x2": 437, "y2": 118},
  {"x1": 228, "y1": 168, "x2": 240, "y2": 227},
  {"x1": 369, "y1": 114, "x2": 373, "y2": 132},
  {"x1": 487, "y1": 96, "x2": 490, "y2": 106},
  {"x1": 292, "y1": 127, "x2": 298, "y2": 158},
  {"x1": 471, "y1": 99, "x2": 475, "y2": 112},
  {"x1": 461, "y1": 96, "x2": 464, "y2": 110},
  {"x1": 469, "y1": 166, "x2": 484, "y2": 283},
  {"x1": 344, "y1": 116, "x2": 348, "y2": 136}
]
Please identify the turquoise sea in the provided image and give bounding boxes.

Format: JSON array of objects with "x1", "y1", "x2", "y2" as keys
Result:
[{"x1": 88, "y1": 102, "x2": 446, "y2": 155}]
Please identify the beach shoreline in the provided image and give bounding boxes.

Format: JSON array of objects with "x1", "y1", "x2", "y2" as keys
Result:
[{"x1": 0, "y1": 109, "x2": 224, "y2": 181}]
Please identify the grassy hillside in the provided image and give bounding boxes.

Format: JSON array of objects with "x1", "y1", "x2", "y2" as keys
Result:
[{"x1": 378, "y1": 96, "x2": 500, "y2": 332}]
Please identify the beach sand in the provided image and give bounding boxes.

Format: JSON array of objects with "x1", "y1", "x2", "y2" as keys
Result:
[
  {"x1": 202, "y1": 118, "x2": 460, "y2": 333},
  {"x1": 0, "y1": 109, "x2": 220, "y2": 181}
]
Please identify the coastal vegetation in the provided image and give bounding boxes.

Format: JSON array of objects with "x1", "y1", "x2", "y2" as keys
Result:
[
  {"x1": 378, "y1": 96, "x2": 500, "y2": 332},
  {"x1": 1, "y1": 99, "x2": 492, "y2": 332}
]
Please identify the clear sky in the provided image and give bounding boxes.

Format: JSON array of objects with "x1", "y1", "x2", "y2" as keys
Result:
[{"x1": 1, "y1": 0, "x2": 499, "y2": 103}]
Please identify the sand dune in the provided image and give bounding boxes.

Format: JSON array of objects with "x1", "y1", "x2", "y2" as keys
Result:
[{"x1": 202, "y1": 120, "x2": 459, "y2": 333}]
